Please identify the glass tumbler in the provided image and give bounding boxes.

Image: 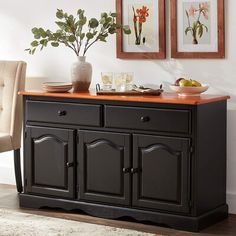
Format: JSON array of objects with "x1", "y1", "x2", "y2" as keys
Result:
[
  {"x1": 114, "y1": 73, "x2": 126, "y2": 92},
  {"x1": 124, "y1": 72, "x2": 134, "y2": 91},
  {"x1": 101, "y1": 72, "x2": 113, "y2": 91}
]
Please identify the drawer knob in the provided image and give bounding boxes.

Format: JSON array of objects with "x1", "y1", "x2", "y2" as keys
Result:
[
  {"x1": 122, "y1": 167, "x2": 131, "y2": 173},
  {"x1": 140, "y1": 116, "x2": 150, "y2": 122},
  {"x1": 58, "y1": 110, "x2": 67, "y2": 116}
]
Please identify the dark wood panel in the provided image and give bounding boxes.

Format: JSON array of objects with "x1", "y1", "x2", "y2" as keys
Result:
[
  {"x1": 105, "y1": 106, "x2": 190, "y2": 134},
  {"x1": 1, "y1": 184, "x2": 234, "y2": 236},
  {"x1": 193, "y1": 101, "x2": 227, "y2": 215},
  {"x1": 25, "y1": 126, "x2": 75, "y2": 198},
  {"x1": 78, "y1": 130, "x2": 131, "y2": 206},
  {"x1": 26, "y1": 100, "x2": 101, "y2": 126},
  {"x1": 33, "y1": 135, "x2": 68, "y2": 187},
  {"x1": 133, "y1": 134, "x2": 190, "y2": 213},
  {"x1": 19, "y1": 193, "x2": 228, "y2": 232}
]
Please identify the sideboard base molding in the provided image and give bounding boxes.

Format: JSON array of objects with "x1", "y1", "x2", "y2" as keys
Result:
[{"x1": 19, "y1": 194, "x2": 228, "y2": 232}]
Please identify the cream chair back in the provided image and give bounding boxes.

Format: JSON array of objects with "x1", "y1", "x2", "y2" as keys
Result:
[{"x1": 0, "y1": 61, "x2": 26, "y2": 149}]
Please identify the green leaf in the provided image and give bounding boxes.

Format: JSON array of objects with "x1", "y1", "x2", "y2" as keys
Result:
[
  {"x1": 100, "y1": 17, "x2": 106, "y2": 25},
  {"x1": 55, "y1": 21, "x2": 67, "y2": 30},
  {"x1": 108, "y1": 27, "x2": 116, "y2": 34},
  {"x1": 86, "y1": 32, "x2": 94, "y2": 39},
  {"x1": 31, "y1": 41, "x2": 39, "y2": 47},
  {"x1": 89, "y1": 18, "x2": 99, "y2": 28},
  {"x1": 39, "y1": 28, "x2": 47, "y2": 38},
  {"x1": 106, "y1": 17, "x2": 112, "y2": 24},
  {"x1": 40, "y1": 39, "x2": 47, "y2": 46},
  {"x1": 65, "y1": 26, "x2": 72, "y2": 33},
  {"x1": 79, "y1": 10, "x2": 85, "y2": 19},
  {"x1": 32, "y1": 27, "x2": 39, "y2": 34},
  {"x1": 198, "y1": 24, "x2": 203, "y2": 38},
  {"x1": 78, "y1": 17, "x2": 87, "y2": 26},
  {"x1": 53, "y1": 32, "x2": 62, "y2": 38},
  {"x1": 110, "y1": 13, "x2": 117, "y2": 17},
  {"x1": 193, "y1": 22, "x2": 197, "y2": 31},
  {"x1": 185, "y1": 10, "x2": 189, "y2": 18},
  {"x1": 98, "y1": 35, "x2": 106, "y2": 42},
  {"x1": 77, "y1": 9, "x2": 82, "y2": 15},
  {"x1": 80, "y1": 33, "x2": 85, "y2": 40},
  {"x1": 101, "y1": 12, "x2": 108, "y2": 18},
  {"x1": 203, "y1": 24, "x2": 208, "y2": 33},
  {"x1": 68, "y1": 35, "x2": 76, "y2": 42},
  {"x1": 56, "y1": 9, "x2": 64, "y2": 19},
  {"x1": 32, "y1": 48, "x2": 36, "y2": 54},
  {"x1": 51, "y1": 42, "x2": 59, "y2": 47},
  {"x1": 185, "y1": 27, "x2": 193, "y2": 35},
  {"x1": 34, "y1": 34, "x2": 41, "y2": 39},
  {"x1": 123, "y1": 25, "x2": 131, "y2": 34}
]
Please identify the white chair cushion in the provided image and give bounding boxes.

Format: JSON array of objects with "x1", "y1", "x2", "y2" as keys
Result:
[{"x1": 0, "y1": 132, "x2": 12, "y2": 152}]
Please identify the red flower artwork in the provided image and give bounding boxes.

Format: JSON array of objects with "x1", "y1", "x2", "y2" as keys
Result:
[{"x1": 132, "y1": 5, "x2": 149, "y2": 45}]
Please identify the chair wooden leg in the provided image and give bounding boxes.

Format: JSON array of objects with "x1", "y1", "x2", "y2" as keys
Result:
[{"x1": 14, "y1": 149, "x2": 23, "y2": 193}]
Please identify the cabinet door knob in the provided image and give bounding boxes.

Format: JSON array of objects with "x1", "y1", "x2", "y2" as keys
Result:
[
  {"x1": 122, "y1": 167, "x2": 131, "y2": 173},
  {"x1": 66, "y1": 162, "x2": 74, "y2": 168},
  {"x1": 140, "y1": 116, "x2": 150, "y2": 122},
  {"x1": 131, "y1": 168, "x2": 141, "y2": 174},
  {"x1": 58, "y1": 110, "x2": 67, "y2": 116}
]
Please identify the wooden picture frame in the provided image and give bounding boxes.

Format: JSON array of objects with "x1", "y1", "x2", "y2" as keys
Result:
[
  {"x1": 170, "y1": 0, "x2": 225, "y2": 59},
  {"x1": 116, "y1": 0, "x2": 166, "y2": 59}
]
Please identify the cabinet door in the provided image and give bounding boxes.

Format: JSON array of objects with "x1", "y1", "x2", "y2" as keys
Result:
[
  {"x1": 78, "y1": 130, "x2": 131, "y2": 206},
  {"x1": 133, "y1": 134, "x2": 190, "y2": 213},
  {"x1": 25, "y1": 126, "x2": 75, "y2": 198}
]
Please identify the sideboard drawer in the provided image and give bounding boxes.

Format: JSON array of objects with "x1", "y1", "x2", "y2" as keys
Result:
[
  {"x1": 26, "y1": 100, "x2": 101, "y2": 126},
  {"x1": 105, "y1": 106, "x2": 190, "y2": 134}
]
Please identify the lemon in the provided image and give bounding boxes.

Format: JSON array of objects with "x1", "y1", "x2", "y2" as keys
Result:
[
  {"x1": 179, "y1": 79, "x2": 192, "y2": 87},
  {"x1": 191, "y1": 80, "x2": 202, "y2": 87}
]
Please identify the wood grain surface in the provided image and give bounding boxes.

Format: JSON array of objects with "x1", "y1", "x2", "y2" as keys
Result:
[{"x1": 19, "y1": 90, "x2": 230, "y2": 105}]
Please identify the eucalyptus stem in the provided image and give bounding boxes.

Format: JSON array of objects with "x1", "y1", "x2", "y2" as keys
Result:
[
  {"x1": 83, "y1": 38, "x2": 99, "y2": 56},
  {"x1": 26, "y1": 8, "x2": 131, "y2": 56}
]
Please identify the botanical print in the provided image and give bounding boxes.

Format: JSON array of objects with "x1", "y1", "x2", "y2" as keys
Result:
[
  {"x1": 127, "y1": 2, "x2": 156, "y2": 51},
  {"x1": 184, "y1": 1, "x2": 210, "y2": 45},
  {"x1": 132, "y1": 5, "x2": 150, "y2": 45}
]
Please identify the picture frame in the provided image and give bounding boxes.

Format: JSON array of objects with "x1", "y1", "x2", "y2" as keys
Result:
[
  {"x1": 116, "y1": 0, "x2": 166, "y2": 59},
  {"x1": 170, "y1": 0, "x2": 225, "y2": 58}
]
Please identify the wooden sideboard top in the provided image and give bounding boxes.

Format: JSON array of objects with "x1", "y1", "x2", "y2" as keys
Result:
[{"x1": 19, "y1": 90, "x2": 230, "y2": 105}]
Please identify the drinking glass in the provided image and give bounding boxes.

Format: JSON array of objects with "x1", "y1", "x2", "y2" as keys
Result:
[
  {"x1": 114, "y1": 73, "x2": 126, "y2": 92},
  {"x1": 124, "y1": 72, "x2": 134, "y2": 91},
  {"x1": 101, "y1": 72, "x2": 113, "y2": 91}
]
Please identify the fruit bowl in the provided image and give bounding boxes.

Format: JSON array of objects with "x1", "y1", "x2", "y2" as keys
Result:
[{"x1": 169, "y1": 84, "x2": 209, "y2": 96}]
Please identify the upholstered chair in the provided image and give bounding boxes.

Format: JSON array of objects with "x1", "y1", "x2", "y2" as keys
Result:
[{"x1": 0, "y1": 61, "x2": 26, "y2": 193}]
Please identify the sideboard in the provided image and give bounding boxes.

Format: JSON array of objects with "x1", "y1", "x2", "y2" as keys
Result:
[{"x1": 19, "y1": 91, "x2": 229, "y2": 232}]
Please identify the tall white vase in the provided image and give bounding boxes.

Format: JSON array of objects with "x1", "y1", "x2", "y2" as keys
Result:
[{"x1": 71, "y1": 56, "x2": 92, "y2": 92}]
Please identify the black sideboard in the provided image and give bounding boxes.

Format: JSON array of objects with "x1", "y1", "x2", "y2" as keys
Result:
[{"x1": 19, "y1": 91, "x2": 229, "y2": 232}]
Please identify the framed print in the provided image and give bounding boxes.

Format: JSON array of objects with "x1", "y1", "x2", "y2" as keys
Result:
[
  {"x1": 116, "y1": 0, "x2": 166, "y2": 59},
  {"x1": 171, "y1": 0, "x2": 225, "y2": 58}
]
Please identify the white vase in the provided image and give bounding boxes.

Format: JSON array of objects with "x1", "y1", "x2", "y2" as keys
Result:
[{"x1": 71, "y1": 56, "x2": 92, "y2": 92}]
